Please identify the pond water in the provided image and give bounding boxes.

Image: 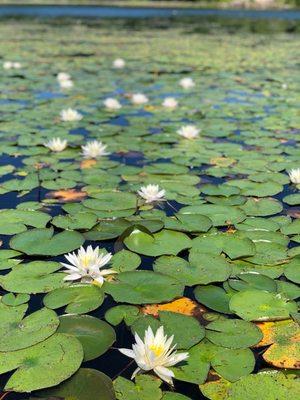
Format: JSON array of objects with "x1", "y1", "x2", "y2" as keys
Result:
[
  {"x1": 1, "y1": 5, "x2": 300, "y2": 19},
  {"x1": 0, "y1": 7, "x2": 299, "y2": 400}
]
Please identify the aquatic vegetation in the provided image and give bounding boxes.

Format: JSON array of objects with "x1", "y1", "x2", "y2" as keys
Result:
[
  {"x1": 113, "y1": 58, "x2": 126, "y2": 69},
  {"x1": 162, "y1": 97, "x2": 178, "y2": 108},
  {"x1": 61, "y1": 245, "x2": 116, "y2": 284},
  {"x1": 179, "y1": 77, "x2": 195, "y2": 89},
  {"x1": 81, "y1": 140, "x2": 110, "y2": 159},
  {"x1": 60, "y1": 108, "x2": 83, "y2": 121},
  {"x1": 0, "y1": 14, "x2": 299, "y2": 400},
  {"x1": 177, "y1": 125, "x2": 200, "y2": 139},
  {"x1": 131, "y1": 93, "x2": 149, "y2": 105},
  {"x1": 44, "y1": 137, "x2": 68, "y2": 152},
  {"x1": 138, "y1": 184, "x2": 166, "y2": 203},
  {"x1": 119, "y1": 326, "x2": 189, "y2": 384},
  {"x1": 289, "y1": 168, "x2": 300, "y2": 184},
  {"x1": 3, "y1": 61, "x2": 21, "y2": 69},
  {"x1": 57, "y1": 72, "x2": 74, "y2": 88}
]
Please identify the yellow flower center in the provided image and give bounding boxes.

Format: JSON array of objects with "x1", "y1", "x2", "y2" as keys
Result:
[
  {"x1": 149, "y1": 344, "x2": 164, "y2": 357},
  {"x1": 81, "y1": 256, "x2": 91, "y2": 268}
]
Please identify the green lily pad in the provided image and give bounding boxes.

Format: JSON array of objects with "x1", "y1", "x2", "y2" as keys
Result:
[
  {"x1": 40, "y1": 368, "x2": 115, "y2": 400},
  {"x1": 104, "y1": 271, "x2": 184, "y2": 304},
  {"x1": 164, "y1": 214, "x2": 212, "y2": 233},
  {"x1": 229, "y1": 289, "x2": 298, "y2": 321},
  {"x1": 0, "y1": 261, "x2": 65, "y2": 293},
  {"x1": 240, "y1": 198, "x2": 283, "y2": 216},
  {"x1": 228, "y1": 272, "x2": 277, "y2": 293},
  {"x1": 211, "y1": 348, "x2": 255, "y2": 382},
  {"x1": 0, "y1": 209, "x2": 51, "y2": 235},
  {"x1": 124, "y1": 229, "x2": 191, "y2": 256},
  {"x1": 200, "y1": 371, "x2": 300, "y2": 400},
  {"x1": 191, "y1": 232, "x2": 255, "y2": 260},
  {"x1": 0, "y1": 307, "x2": 59, "y2": 351},
  {"x1": 172, "y1": 341, "x2": 212, "y2": 385},
  {"x1": 43, "y1": 284, "x2": 105, "y2": 314},
  {"x1": 284, "y1": 257, "x2": 300, "y2": 283},
  {"x1": 283, "y1": 193, "x2": 300, "y2": 205},
  {"x1": 0, "y1": 333, "x2": 83, "y2": 392},
  {"x1": 188, "y1": 252, "x2": 232, "y2": 284},
  {"x1": 114, "y1": 375, "x2": 162, "y2": 400},
  {"x1": 179, "y1": 205, "x2": 246, "y2": 226},
  {"x1": 51, "y1": 212, "x2": 98, "y2": 230},
  {"x1": 57, "y1": 315, "x2": 116, "y2": 361},
  {"x1": 105, "y1": 305, "x2": 141, "y2": 326},
  {"x1": 162, "y1": 393, "x2": 191, "y2": 400},
  {"x1": 10, "y1": 228, "x2": 84, "y2": 256},
  {"x1": 154, "y1": 255, "x2": 220, "y2": 286},
  {"x1": 1, "y1": 293, "x2": 30, "y2": 306},
  {"x1": 194, "y1": 285, "x2": 232, "y2": 314},
  {"x1": 131, "y1": 311, "x2": 205, "y2": 350},
  {"x1": 83, "y1": 191, "x2": 137, "y2": 211},
  {"x1": 111, "y1": 250, "x2": 141, "y2": 272},
  {"x1": 205, "y1": 319, "x2": 262, "y2": 349}
]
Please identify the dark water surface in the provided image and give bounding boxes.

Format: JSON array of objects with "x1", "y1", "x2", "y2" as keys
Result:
[{"x1": 0, "y1": 5, "x2": 300, "y2": 20}]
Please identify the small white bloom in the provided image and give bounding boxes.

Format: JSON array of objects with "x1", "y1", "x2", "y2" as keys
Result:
[
  {"x1": 60, "y1": 108, "x2": 83, "y2": 122},
  {"x1": 57, "y1": 72, "x2": 71, "y2": 82},
  {"x1": 113, "y1": 58, "x2": 125, "y2": 69},
  {"x1": 282, "y1": 83, "x2": 288, "y2": 90},
  {"x1": 177, "y1": 125, "x2": 200, "y2": 140},
  {"x1": 162, "y1": 97, "x2": 178, "y2": 109},
  {"x1": 138, "y1": 184, "x2": 166, "y2": 203},
  {"x1": 3, "y1": 61, "x2": 13, "y2": 70},
  {"x1": 119, "y1": 326, "x2": 189, "y2": 385},
  {"x1": 81, "y1": 140, "x2": 110, "y2": 159},
  {"x1": 59, "y1": 79, "x2": 74, "y2": 89},
  {"x1": 131, "y1": 93, "x2": 149, "y2": 105},
  {"x1": 179, "y1": 77, "x2": 195, "y2": 89},
  {"x1": 288, "y1": 168, "x2": 300, "y2": 184},
  {"x1": 44, "y1": 137, "x2": 68, "y2": 152},
  {"x1": 57, "y1": 72, "x2": 73, "y2": 89},
  {"x1": 3, "y1": 61, "x2": 21, "y2": 70},
  {"x1": 61, "y1": 245, "x2": 116, "y2": 286},
  {"x1": 104, "y1": 98, "x2": 122, "y2": 110}
]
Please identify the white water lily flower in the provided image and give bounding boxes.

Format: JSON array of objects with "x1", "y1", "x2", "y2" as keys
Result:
[
  {"x1": 162, "y1": 97, "x2": 178, "y2": 109},
  {"x1": 44, "y1": 137, "x2": 68, "y2": 152},
  {"x1": 60, "y1": 108, "x2": 83, "y2": 122},
  {"x1": 3, "y1": 61, "x2": 21, "y2": 70},
  {"x1": 119, "y1": 326, "x2": 189, "y2": 385},
  {"x1": 3, "y1": 61, "x2": 13, "y2": 70},
  {"x1": 138, "y1": 184, "x2": 166, "y2": 203},
  {"x1": 59, "y1": 79, "x2": 74, "y2": 89},
  {"x1": 179, "y1": 77, "x2": 195, "y2": 89},
  {"x1": 57, "y1": 72, "x2": 71, "y2": 82},
  {"x1": 81, "y1": 140, "x2": 110, "y2": 159},
  {"x1": 13, "y1": 62, "x2": 22, "y2": 69},
  {"x1": 57, "y1": 72, "x2": 73, "y2": 89},
  {"x1": 113, "y1": 58, "x2": 125, "y2": 69},
  {"x1": 61, "y1": 245, "x2": 116, "y2": 285},
  {"x1": 104, "y1": 98, "x2": 122, "y2": 110},
  {"x1": 177, "y1": 125, "x2": 200, "y2": 140},
  {"x1": 131, "y1": 93, "x2": 149, "y2": 105},
  {"x1": 288, "y1": 168, "x2": 300, "y2": 184}
]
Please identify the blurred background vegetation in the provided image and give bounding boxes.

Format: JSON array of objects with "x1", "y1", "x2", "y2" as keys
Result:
[{"x1": 0, "y1": 0, "x2": 299, "y2": 9}]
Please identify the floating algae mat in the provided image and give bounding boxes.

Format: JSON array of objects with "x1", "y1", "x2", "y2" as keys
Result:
[{"x1": 0, "y1": 14, "x2": 299, "y2": 400}]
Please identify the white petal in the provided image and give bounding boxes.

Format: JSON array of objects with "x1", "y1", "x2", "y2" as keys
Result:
[
  {"x1": 63, "y1": 273, "x2": 82, "y2": 281},
  {"x1": 131, "y1": 367, "x2": 141, "y2": 380},
  {"x1": 154, "y1": 366, "x2": 174, "y2": 384},
  {"x1": 119, "y1": 348, "x2": 135, "y2": 358}
]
